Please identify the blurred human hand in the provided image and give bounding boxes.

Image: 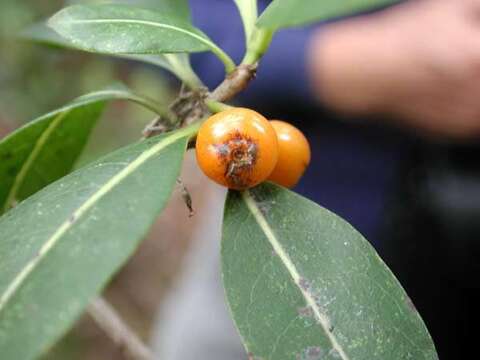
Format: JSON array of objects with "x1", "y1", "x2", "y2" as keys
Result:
[{"x1": 309, "y1": 0, "x2": 480, "y2": 138}]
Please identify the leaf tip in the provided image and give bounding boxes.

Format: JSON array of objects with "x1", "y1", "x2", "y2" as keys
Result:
[
  {"x1": 46, "y1": 11, "x2": 64, "y2": 35},
  {"x1": 47, "y1": 5, "x2": 80, "y2": 36}
]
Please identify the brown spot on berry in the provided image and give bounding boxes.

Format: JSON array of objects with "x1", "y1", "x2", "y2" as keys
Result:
[
  {"x1": 195, "y1": 108, "x2": 278, "y2": 190},
  {"x1": 214, "y1": 131, "x2": 258, "y2": 189}
]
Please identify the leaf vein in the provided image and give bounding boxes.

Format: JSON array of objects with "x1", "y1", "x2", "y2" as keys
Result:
[
  {"x1": 242, "y1": 190, "x2": 351, "y2": 360},
  {"x1": 0, "y1": 126, "x2": 195, "y2": 312},
  {"x1": 3, "y1": 111, "x2": 70, "y2": 212},
  {"x1": 55, "y1": 18, "x2": 217, "y2": 55}
]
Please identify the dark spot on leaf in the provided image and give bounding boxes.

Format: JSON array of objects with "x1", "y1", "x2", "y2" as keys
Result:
[
  {"x1": 69, "y1": 215, "x2": 76, "y2": 224},
  {"x1": 299, "y1": 277, "x2": 311, "y2": 291},
  {"x1": 1, "y1": 151, "x2": 13, "y2": 160},
  {"x1": 298, "y1": 306, "x2": 314, "y2": 319},
  {"x1": 306, "y1": 347, "x2": 323, "y2": 359},
  {"x1": 257, "y1": 201, "x2": 271, "y2": 216},
  {"x1": 7, "y1": 166, "x2": 18, "y2": 177},
  {"x1": 297, "y1": 346, "x2": 323, "y2": 360}
]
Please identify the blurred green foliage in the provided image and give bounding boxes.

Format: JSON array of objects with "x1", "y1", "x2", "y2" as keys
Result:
[{"x1": 0, "y1": 0, "x2": 176, "y2": 157}]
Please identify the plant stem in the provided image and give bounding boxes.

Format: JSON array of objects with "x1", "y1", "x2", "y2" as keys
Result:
[
  {"x1": 210, "y1": 44, "x2": 237, "y2": 74},
  {"x1": 143, "y1": 32, "x2": 268, "y2": 137},
  {"x1": 128, "y1": 94, "x2": 173, "y2": 119},
  {"x1": 209, "y1": 63, "x2": 258, "y2": 102},
  {"x1": 87, "y1": 296, "x2": 153, "y2": 360},
  {"x1": 206, "y1": 100, "x2": 233, "y2": 113},
  {"x1": 242, "y1": 28, "x2": 274, "y2": 65},
  {"x1": 164, "y1": 54, "x2": 203, "y2": 90},
  {"x1": 208, "y1": 28, "x2": 273, "y2": 103},
  {"x1": 234, "y1": 0, "x2": 258, "y2": 44}
]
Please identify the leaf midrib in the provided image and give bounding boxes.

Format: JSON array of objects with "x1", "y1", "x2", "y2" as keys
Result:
[
  {"x1": 0, "y1": 88, "x2": 157, "y2": 151},
  {"x1": 1, "y1": 87, "x2": 165, "y2": 214},
  {"x1": 0, "y1": 125, "x2": 196, "y2": 312},
  {"x1": 3, "y1": 111, "x2": 70, "y2": 213},
  {"x1": 242, "y1": 190, "x2": 350, "y2": 360}
]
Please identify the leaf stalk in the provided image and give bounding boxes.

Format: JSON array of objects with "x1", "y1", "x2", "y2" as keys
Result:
[{"x1": 242, "y1": 28, "x2": 274, "y2": 65}]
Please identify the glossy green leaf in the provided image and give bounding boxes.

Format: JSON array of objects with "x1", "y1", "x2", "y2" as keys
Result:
[
  {"x1": 234, "y1": 0, "x2": 258, "y2": 43},
  {"x1": 21, "y1": 22, "x2": 202, "y2": 88},
  {"x1": 222, "y1": 183, "x2": 438, "y2": 360},
  {"x1": 68, "y1": 0, "x2": 191, "y2": 21},
  {"x1": 0, "y1": 84, "x2": 162, "y2": 215},
  {"x1": 0, "y1": 124, "x2": 198, "y2": 360},
  {"x1": 48, "y1": 4, "x2": 224, "y2": 56},
  {"x1": 258, "y1": 0, "x2": 397, "y2": 29}
]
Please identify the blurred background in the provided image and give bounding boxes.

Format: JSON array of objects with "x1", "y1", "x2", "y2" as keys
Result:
[{"x1": 1, "y1": 0, "x2": 479, "y2": 359}]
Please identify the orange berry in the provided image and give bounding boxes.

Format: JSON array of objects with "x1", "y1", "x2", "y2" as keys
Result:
[
  {"x1": 267, "y1": 120, "x2": 311, "y2": 188},
  {"x1": 195, "y1": 108, "x2": 279, "y2": 190}
]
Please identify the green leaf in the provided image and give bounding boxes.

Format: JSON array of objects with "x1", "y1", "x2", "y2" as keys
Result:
[
  {"x1": 47, "y1": 3, "x2": 235, "y2": 73},
  {"x1": 20, "y1": 22, "x2": 73, "y2": 49},
  {"x1": 21, "y1": 22, "x2": 202, "y2": 88},
  {"x1": 222, "y1": 183, "x2": 438, "y2": 360},
  {"x1": 233, "y1": 0, "x2": 258, "y2": 43},
  {"x1": 0, "y1": 84, "x2": 161, "y2": 215},
  {"x1": 258, "y1": 0, "x2": 397, "y2": 29},
  {"x1": 68, "y1": 0, "x2": 191, "y2": 21},
  {"x1": 0, "y1": 123, "x2": 198, "y2": 360},
  {"x1": 48, "y1": 4, "x2": 195, "y2": 50}
]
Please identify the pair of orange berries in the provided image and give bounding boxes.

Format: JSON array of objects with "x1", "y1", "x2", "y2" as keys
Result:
[{"x1": 196, "y1": 108, "x2": 311, "y2": 190}]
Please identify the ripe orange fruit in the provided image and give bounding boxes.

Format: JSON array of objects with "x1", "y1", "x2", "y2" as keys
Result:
[
  {"x1": 267, "y1": 120, "x2": 311, "y2": 188},
  {"x1": 195, "y1": 108, "x2": 278, "y2": 190}
]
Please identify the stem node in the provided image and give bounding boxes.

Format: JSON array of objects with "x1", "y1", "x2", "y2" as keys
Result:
[{"x1": 210, "y1": 63, "x2": 258, "y2": 102}]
